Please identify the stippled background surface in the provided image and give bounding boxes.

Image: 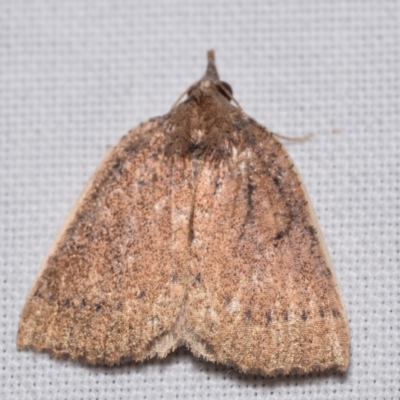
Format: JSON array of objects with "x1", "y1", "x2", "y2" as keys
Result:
[{"x1": 1, "y1": 1, "x2": 399, "y2": 399}]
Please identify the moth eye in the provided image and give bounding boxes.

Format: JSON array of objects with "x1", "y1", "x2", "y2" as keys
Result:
[{"x1": 218, "y1": 81, "x2": 233, "y2": 99}]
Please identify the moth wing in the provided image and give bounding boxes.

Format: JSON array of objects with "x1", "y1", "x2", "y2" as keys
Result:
[
  {"x1": 183, "y1": 125, "x2": 350, "y2": 375},
  {"x1": 17, "y1": 118, "x2": 192, "y2": 365}
]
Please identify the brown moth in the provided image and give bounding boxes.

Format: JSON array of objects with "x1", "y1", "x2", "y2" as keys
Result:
[{"x1": 17, "y1": 50, "x2": 350, "y2": 376}]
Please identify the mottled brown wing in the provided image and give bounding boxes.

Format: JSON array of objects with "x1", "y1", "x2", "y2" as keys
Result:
[
  {"x1": 182, "y1": 123, "x2": 350, "y2": 376},
  {"x1": 17, "y1": 118, "x2": 193, "y2": 365}
]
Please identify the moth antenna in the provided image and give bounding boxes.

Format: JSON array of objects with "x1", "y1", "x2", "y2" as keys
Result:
[
  {"x1": 272, "y1": 132, "x2": 314, "y2": 142},
  {"x1": 171, "y1": 84, "x2": 193, "y2": 110}
]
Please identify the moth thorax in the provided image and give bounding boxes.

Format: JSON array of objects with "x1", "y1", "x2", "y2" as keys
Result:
[{"x1": 190, "y1": 129, "x2": 205, "y2": 144}]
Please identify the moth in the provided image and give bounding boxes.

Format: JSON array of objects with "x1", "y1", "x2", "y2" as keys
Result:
[{"x1": 17, "y1": 50, "x2": 350, "y2": 376}]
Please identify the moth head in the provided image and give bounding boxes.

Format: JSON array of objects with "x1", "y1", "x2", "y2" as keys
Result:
[
  {"x1": 192, "y1": 79, "x2": 232, "y2": 101},
  {"x1": 199, "y1": 50, "x2": 234, "y2": 101},
  {"x1": 172, "y1": 50, "x2": 237, "y2": 110}
]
